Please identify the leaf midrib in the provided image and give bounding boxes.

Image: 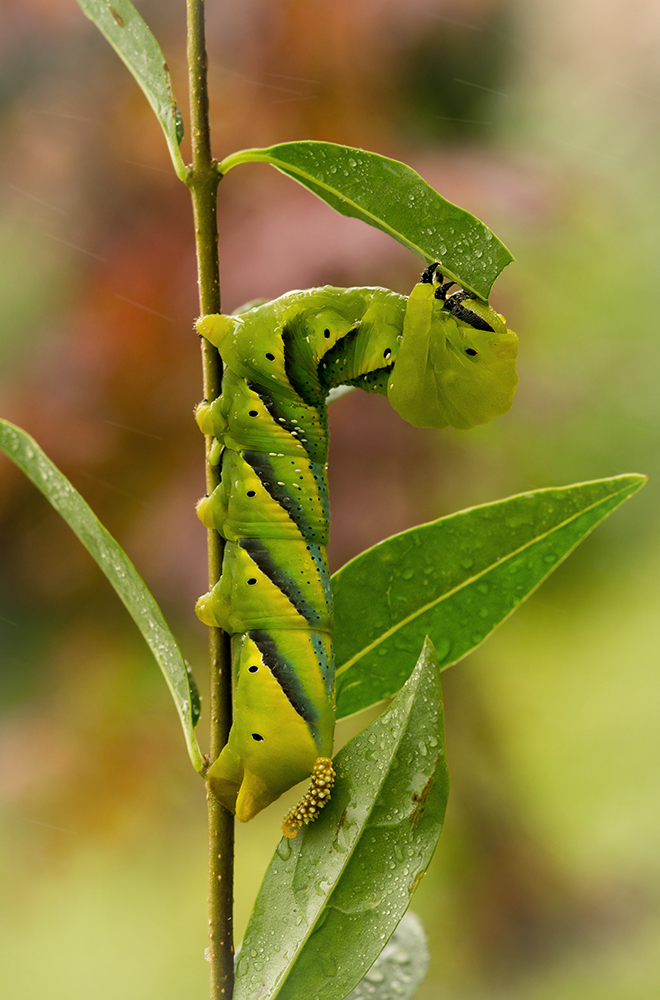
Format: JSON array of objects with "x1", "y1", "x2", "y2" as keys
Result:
[
  {"x1": 251, "y1": 660, "x2": 429, "y2": 1000},
  {"x1": 335, "y1": 485, "x2": 631, "y2": 678},
  {"x1": 0, "y1": 420, "x2": 203, "y2": 769},
  {"x1": 223, "y1": 151, "x2": 434, "y2": 263}
]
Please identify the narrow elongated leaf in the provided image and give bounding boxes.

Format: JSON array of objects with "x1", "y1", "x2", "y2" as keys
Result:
[
  {"x1": 0, "y1": 420, "x2": 203, "y2": 771},
  {"x1": 234, "y1": 639, "x2": 448, "y2": 1000},
  {"x1": 218, "y1": 142, "x2": 513, "y2": 300},
  {"x1": 333, "y1": 475, "x2": 646, "y2": 719},
  {"x1": 343, "y1": 911, "x2": 430, "y2": 1000},
  {"x1": 75, "y1": 0, "x2": 186, "y2": 179}
]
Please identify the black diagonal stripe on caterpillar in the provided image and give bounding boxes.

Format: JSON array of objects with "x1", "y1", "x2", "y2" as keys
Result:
[{"x1": 194, "y1": 268, "x2": 518, "y2": 832}]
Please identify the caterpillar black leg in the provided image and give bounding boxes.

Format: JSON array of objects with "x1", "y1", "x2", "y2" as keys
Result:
[{"x1": 420, "y1": 261, "x2": 441, "y2": 283}]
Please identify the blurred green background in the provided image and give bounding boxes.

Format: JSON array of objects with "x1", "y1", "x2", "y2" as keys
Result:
[{"x1": 1, "y1": 1, "x2": 659, "y2": 997}]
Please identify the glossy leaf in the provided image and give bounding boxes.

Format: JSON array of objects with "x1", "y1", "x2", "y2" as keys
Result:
[
  {"x1": 75, "y1": 0, "x2": 186, "y2": 179},
  {"x1": 343, "y1": 911, "x2": 430, "y2": 1000},
  {"x1": 333, "y1": 475, "x2": 646, "y2": 719},
  {"x1": 0, "y1": 419, "x2": 203, "y2": 771},
  {"x1": 218, "y1": 142, "x2": 513, "y2": 300},
  {"x1": 234, "y1": 639, "x2": 448, "y2": 1000}
]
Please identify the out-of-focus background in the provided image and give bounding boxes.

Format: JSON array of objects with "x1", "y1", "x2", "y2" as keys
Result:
[{"x1": 1, "y1": 1, "x2": 659, "y2": 997}]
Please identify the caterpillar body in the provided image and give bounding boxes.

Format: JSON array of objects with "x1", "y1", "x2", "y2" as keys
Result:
[{"x1": 195, "y1": 266, "x2": 517, "y2": 833}]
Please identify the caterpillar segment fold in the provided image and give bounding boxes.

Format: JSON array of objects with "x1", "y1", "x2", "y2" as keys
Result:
[{"x1": 196, "y1": 271, "x2": 517, "y2": 830}]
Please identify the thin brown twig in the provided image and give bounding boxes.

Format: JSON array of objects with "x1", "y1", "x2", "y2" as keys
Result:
[{"x1": 185, "y1": 1, "x2": 234, "y2": 996}]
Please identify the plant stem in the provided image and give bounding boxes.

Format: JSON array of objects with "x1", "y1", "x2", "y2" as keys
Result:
[{"x1": 185, "y1": 2, "x2": 234, "y2": 997}]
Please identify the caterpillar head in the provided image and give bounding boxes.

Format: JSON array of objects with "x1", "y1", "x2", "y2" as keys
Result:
[{"x1": 387, "y1": 266, "x2": 518, "y2": 429}]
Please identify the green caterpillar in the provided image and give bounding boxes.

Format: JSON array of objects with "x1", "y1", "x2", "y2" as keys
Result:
[{"x1": 195, "y1": 264, "x2": 517, "y2": 834}]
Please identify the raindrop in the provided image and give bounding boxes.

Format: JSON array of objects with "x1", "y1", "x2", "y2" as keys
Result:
[{"x1": 276, "y1": 838, "x2": 291, "y2": 860}]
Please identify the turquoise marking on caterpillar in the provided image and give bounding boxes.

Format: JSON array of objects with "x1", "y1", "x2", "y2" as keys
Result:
[{"x1": 195, "y1": 268, "x2": 517, "y2": 829}]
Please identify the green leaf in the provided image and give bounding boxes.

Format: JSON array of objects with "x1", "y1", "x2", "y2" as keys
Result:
[
  {"x1": 74, "y1": 0, "x2": 186, "y2": 179},
  {"x1": 333, "y1": 475, "x2": 646, "y2": 720},
  {"x1": 218, "y1": 142, "x2": 513, "y2": 300},
  {"x1": 343, "y1": 911, "x2": 430, "y2": 1000},
  {"x1": 234, "y1": 638, "x2": 448, "y2": 1000},
  {"x1": 0, "y1": 419, "x2": 203, "y2": 771}
]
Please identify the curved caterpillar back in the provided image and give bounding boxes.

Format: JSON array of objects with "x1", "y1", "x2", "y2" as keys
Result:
[{"x1": 195, "y1": 268, "x2": 517, "y2": 833}]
